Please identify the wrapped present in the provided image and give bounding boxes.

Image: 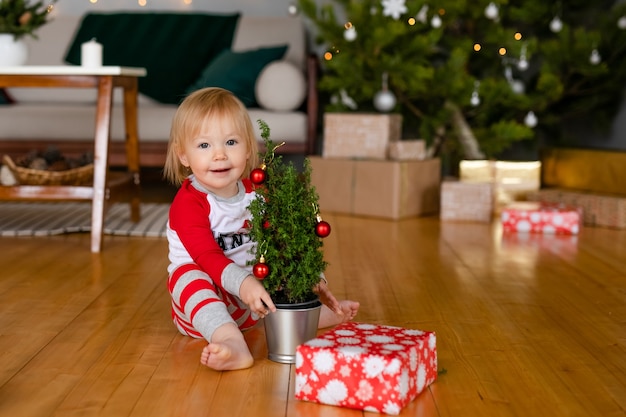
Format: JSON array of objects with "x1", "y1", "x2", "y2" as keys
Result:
[
  {"x1": 501, "y1": 202, "x2": 582, "y2": 235},
  {"x1": 310, "y1": 156, "x2": 440, "y2": 220},
  {"x1": 295, "y1": 322, "x2": 437, "y2": 415},
  {"x1": 388, "y1": 139, "x2": 426, "y2": 161},
  {"x1": 459, "y1": 160, "x2": 541, "y2": 184},
  {"x1": 527, "y1": 188, "x2": 626, "y2": 229},
  {"x1": 440, "y1": 180, "x2": 493, "y2": 222},
  {"x1": 459, "y1": 160, "x2": 541, "y2": 211},
  {"x1": 322, "y1": 113, "x2": 402, "y2": 159},
  {"x1": 542, "y1": 147, "x2": 626, "y2": 196}
]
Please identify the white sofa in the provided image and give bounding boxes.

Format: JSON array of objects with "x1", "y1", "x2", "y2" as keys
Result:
[{"x1": 0, "y1": 13, "x2": 319, "y2": 167}]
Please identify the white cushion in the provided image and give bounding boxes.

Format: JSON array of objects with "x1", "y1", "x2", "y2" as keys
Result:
[{"x1": 255, "y1": 61, "x2": 306, "y2": 111}]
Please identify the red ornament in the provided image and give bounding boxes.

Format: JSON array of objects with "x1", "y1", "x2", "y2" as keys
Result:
[
  {"x1": 250, "y1": 165, "x2": 267, "y2": 185},
  {"x1": 253, "y1": 255, "x2": 270, "y2": 279},
  {"x1": 315, "y1": 220, "x2": 331, "y2": 238}
]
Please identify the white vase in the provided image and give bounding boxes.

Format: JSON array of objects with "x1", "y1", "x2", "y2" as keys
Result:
[{"x1": 0, "y1": 34, "x2": 28, "y2": 66}]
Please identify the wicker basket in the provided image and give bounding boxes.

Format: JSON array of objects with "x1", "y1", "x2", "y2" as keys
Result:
[{"x1": 2, "y1": 155, "x2": 94, "y2": 186}]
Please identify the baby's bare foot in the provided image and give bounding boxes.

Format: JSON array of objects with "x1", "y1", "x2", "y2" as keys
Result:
[
  {"x1": 200, "y1": 323, "x2": 253, "y2": 371},
  {"x1": 318, "y1": 300, "x2": 360, "y2": 328}
]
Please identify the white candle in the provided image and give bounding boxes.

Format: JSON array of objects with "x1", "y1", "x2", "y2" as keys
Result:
[{"x1": 81, "y1": 38, "x2": 102, "y2": 67}]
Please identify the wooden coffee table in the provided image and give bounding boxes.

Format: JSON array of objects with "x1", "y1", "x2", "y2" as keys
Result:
[{"x1": 0, "y1": 65, "x2": 147, "y2": 252}]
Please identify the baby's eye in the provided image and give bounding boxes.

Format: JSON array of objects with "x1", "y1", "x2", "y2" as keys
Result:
[
  {"x1": 199, "y1": 142, "x2": 209, "y2": 149},
  {"x1": 226, "y1": 139, "x2": 237, "y2": 146}
]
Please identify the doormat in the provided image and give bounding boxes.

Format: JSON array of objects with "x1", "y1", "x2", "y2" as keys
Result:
[{"x1": 0, "y1": 202, "x2": 169, "y2": 237}]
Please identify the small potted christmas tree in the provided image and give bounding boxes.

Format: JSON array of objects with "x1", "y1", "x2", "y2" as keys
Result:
[{"x1": 247, "y1": 120, "x2": 332, "y2": 363}]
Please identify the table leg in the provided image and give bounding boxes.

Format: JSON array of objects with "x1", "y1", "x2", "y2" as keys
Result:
[
  {"x1": 123, "y1": 78, "x2": 141, "y2": 223},
  {"x1": 91, "y1": 76, "x2": 114, "y2": 253}
]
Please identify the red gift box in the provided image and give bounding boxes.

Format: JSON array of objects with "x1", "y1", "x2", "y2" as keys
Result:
[
  {"x1": 501, "y1": 202, "x2": 582, "y2": 235},
  {"x1": 295, "y1": 322, "x2": 437, "y2": 415}
]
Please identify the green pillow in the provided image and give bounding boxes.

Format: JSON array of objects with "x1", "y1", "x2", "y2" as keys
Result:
[
  {"x1": 185, "y1": 45, "x2": 288, "y2": 107},
  {"x1": 64, "y1": 12, "x2": 241, "y2": 104}
]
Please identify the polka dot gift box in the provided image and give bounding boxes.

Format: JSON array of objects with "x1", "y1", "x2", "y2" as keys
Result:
[
  {"x1": 295, "y1": 322, "x2": 437, "y2": 415},
  {"x1": 501, "y1": 202, "x2": 582, "y2": 235}
]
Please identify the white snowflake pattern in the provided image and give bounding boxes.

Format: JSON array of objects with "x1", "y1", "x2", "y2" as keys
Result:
[
  {"x1": 355, "y1": 323, "x2": 377, "y2": 330},
  {"x1": 318, "y1": 380, "x2": 348, "y2": 405},
  {"x1": 366, "y1": 334, "x2": 394, "y2": 344},
  {"x1": 295, "y1": 351, "x2": 304, "y2": 367},
  {"x1": 306, "y1": 338, "x2": 335, "y2": 348},
  {"x1": 355, "y1": 379, "x2": 374, "y2": 402},
  {"x1": 383, "y1": 399, "x2": 402, "y2": 415},
  {"x1": 312, "y1": 350, "x2": 336, "y2": 374},
  {"x1": 337, "y1": 336, "x2": 361, "y2": 345},
  {"x1": 381, "y1": 0, "x2": 407, "y2": 20},
  {"x1": 334, "y1": 329, "x2": 356, "y2": 336},
  {"x1": 404, "y1": 329, "x2": 425, "y2": 336},
  {"x1": 410, "y1": 347, "x2": 418, "y2": 371},
  {"x1": 340, "y1": 364, "x2": 352, "y2": 377},
  {"x1": 337, "y1": 345, "x2": 366, "y2": 358},
  {"x1": 417, "y1": 363, "x2": 426, "y2": 392},
  {"x1": 295, "y1": 374, "x2": 308, "y2": 394},
  {"x1": 398, "y1": 369, "x2": 410, "y2": 399},
  {"x1": 381, "y1": 343, "x2": 404, "y2": 351},
  {"x1": 384, "y1": 358, "x2": 402, "y2": 375},
  {"x1": 363, "y1": 355, "x2": 387, "y2": 378}
]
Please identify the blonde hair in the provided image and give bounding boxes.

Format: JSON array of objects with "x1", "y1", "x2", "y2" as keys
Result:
[{"x1": 164, "y1": 87, "x2": 260, "y2": 186}]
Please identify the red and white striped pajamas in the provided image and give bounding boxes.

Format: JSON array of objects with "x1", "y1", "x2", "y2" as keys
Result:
[{"x1": 166, "y1": 177, "x2": 259, "y2": 341}]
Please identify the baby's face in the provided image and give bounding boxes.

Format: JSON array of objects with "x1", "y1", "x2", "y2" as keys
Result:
[{"x1": 179, "y1": 117, "x2": 250, "y2": 198}]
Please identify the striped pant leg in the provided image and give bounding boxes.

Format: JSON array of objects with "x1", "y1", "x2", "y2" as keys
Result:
[{"x1": 167, "y1": 263, "x2": 258, "y2": 341}]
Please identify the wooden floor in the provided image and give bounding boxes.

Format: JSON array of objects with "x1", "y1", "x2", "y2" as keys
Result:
[{"x1": 0, "y1": 206, "x2": 625, "y2": 416}]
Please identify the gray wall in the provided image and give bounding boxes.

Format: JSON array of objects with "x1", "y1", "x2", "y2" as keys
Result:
[{"x1": 51, "y1": 0, "x2": 295, "y2": 16}]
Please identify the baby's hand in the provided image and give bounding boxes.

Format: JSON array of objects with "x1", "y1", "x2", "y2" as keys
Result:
[
  {"x1": 239, "y1": 275, "x2": 276, "y2": 318},
  {"x1": 314, "y1": 279, "x2": 343, "y2": 316}
]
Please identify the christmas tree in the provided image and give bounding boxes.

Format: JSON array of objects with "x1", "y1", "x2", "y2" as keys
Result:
[
  {"x1": 298, "y1": 0, "x2": 626, "y2": 159},
  {"x1": 247, "y1": 120, "x2": 329, "y2": 304}
]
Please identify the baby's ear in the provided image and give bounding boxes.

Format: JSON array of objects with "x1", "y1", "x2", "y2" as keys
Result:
[{"x1": 178, "y1": 152, "x2": 189, "y2": 167}]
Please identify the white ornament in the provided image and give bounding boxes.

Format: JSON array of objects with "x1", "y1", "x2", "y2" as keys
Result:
[
  {"x1": 344, "y1": 27, "x2": 357, "y2": 42},
  {"x1": 485, "y1": 3, "x2": 499, "y2": 20},
  {"x1": 470, "y1": 81, "x2": 480, "y2": 106},
  {"x1": 549, "y1": 16, "x2": 563, "y2": 33},
  {"x1": 511, "y1": 79, "x2": 525, "y2": 94},
  {"x1": 618, "y1": 16, "x2": 626, "y2": 30},
  {"x1": 373, "y1": 72, "x2": 396, "y2": 112},
  {"x1": 589, "y1": 49, "x2": 601, "y2": 65},
  {"x1": 431, "y1": 15, "x2": 442, "y2": 28},
  {"x1": 287, "y1": 2, "x2": 299, "y2": 16},
  {"x1": 381, "y1": 0, "x2": 407, "y2": 20},
  {"x1": 518, "y1": 58, "x2": 529, "y2": 71},
  {"x1": 470, "y1": 92, "x2": 480, "y2": 107},
  {"x1": 416, "y1": 5, "x2": 429, "y2": 23},
  {"x1": 518, "y1": 44, "x2": 529, "y2": 70},
  {"x1": 374, "y1": 90, "x2": 397, "y2": 112},
  {"x1": 524, "y1": 111, "x2": 538, "y2": 128}
]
